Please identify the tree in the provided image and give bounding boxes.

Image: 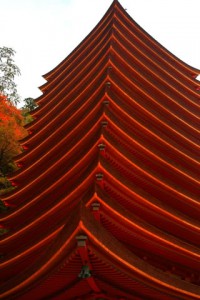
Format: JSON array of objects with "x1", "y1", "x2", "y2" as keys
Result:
[
  {"x1": 0, "y1": 94, "x2": 27, "y2": 176},
  {"x1": 0, "y1": 47, "x2": 20, "y2": 105},
  {"x1": 23, "y1": 97, "x2": 37, "y2": 112},
  {"x1": 21, "y1": 97, "x2": 37, "y2": 125}
]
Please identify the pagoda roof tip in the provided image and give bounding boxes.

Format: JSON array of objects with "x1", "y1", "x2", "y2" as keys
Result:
[{"x1": 112, "y1": 0, "x2": 120, "y2": 6}]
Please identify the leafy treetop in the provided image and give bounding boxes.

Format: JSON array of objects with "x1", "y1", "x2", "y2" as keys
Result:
[
  {"x1": 0, "y1": 47, "x2": 20, "y2": 105},
  {"x1": 0, "y1": 94, "x2": 27, "y2": 175}
]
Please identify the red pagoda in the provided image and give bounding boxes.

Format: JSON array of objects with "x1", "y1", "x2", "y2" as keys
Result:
[{"x1": 0, "y1": 1, "x2": 200, "y2": 299}]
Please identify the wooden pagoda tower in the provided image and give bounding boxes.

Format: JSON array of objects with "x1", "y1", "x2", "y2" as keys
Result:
[{"x1": 0, "y1": 1, "x2": 200, "y2": 299}]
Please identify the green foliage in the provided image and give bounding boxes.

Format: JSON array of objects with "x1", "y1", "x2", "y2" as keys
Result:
[
  {"x1": 0, "y1": 176, "x2": 10, "y2": 190},
  {"x1": 21, "y1": 97, "x2": 37, "y2": 125},
  {"x1": 20, "y1": 97, "x2": 37, "y2": 126},
  {"x1": 0, "y1": 176, "x2": 14, "y2": 196},
  {"x1": 21, "y1": 108, "x2": 34, "y2": 125},
  {"x1": 23, "y1": 97, "x2": 37, "y2": 112},
  {"x1": 0, "y1": 47, "x2": 21, "y2": 105}
]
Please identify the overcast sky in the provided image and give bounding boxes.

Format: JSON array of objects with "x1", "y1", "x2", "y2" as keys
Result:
[{"x1": 1, "y1": 0, "x2": 200, "y2": 105}]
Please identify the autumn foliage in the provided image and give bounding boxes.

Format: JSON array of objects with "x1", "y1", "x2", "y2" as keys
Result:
[{"x1": 0, "y1": 94, "x2": 27, "y2": 176}]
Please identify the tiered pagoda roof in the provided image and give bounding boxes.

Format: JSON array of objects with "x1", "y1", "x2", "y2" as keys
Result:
[{"x1": 0, "y1": 0, "x2": 200, "y2": 299}]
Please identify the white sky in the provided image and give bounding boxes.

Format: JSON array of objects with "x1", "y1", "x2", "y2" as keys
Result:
[{"x1": 1, "y1": 0, "x2": 200, "y2": 106}]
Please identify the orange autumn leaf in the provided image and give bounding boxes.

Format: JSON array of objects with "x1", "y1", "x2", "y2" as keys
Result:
[{"x1": 0, "y1": 94, "x2": 27, "y2": 175}]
